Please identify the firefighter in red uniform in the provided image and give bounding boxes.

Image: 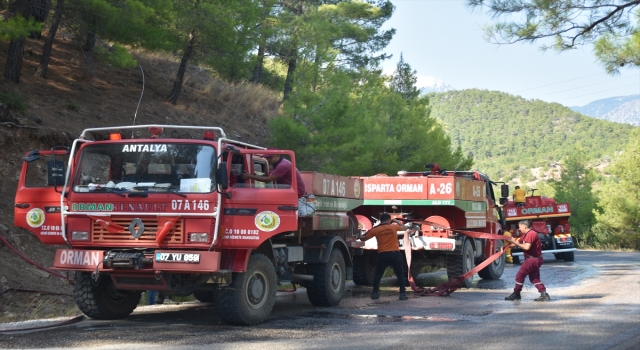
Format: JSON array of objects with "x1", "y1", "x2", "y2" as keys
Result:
[
  {"x1": 505, "y1": 219, "x2": 551, "y2": 301},
  {"x1": 360, "y1": 213, "x2": 415, "y2": 301}
]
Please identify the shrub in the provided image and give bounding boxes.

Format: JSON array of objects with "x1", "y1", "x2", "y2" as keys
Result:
[
  {"x1": 66, "y1": 100, "x2": 80, "y2": 112},
  {"x1": 577, "y1": 224, "x2": 609, "y2": 248},
  {"x1": 0, "y1": 92, "x2": 27, "y2": 113},
  {"x1": 580, "y1": 223, "x2": 640, "y2": 250},
  {"x1": 96, "y1": 44, "x2": 138, "y2": 69}
]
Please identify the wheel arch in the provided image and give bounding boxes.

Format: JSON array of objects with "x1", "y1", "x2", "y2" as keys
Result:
[
  {"x1": 255, "y1": 239, "x2": 275, "y2": 262},
  {"x1": 302, "y1": 235, "x2": 352, "y2": 268}
]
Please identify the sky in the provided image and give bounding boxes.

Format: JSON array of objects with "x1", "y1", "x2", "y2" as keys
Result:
[{"x1": 379, "y1": 0, "x2": 640, "y2": 107}]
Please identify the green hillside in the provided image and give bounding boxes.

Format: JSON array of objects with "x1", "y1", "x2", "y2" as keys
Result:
[{"x1": 428, "y1": 89, "x2": 638, "y2": 181}]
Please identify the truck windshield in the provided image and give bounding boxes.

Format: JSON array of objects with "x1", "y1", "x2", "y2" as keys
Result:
[{"x1": 72, "y1": 142, "x2": 216, "y2": 194}]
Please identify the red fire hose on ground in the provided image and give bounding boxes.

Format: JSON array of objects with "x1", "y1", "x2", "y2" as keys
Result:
[
  {"x1": 0, "y1": 234, "x2": 83, "y2": 331},
  {"x1": 0, "y1": 234, "x2": 72, "y2": 281},
  {"x1": 403, "y1": 222, "x2": 513, "y2": 297}
]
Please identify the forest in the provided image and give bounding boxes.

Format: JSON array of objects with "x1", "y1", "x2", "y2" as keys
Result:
[
  {"x1": 1, "y1": 0, "x2": 638, "y2": 249},
  {"x1": 428, "y1": 89, "x2": 635, "y2": 182}
]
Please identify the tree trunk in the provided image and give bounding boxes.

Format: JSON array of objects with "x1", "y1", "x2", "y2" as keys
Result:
[
  {"x1": 4, "y1": 38, "x2": 26, "y2": 83},
  {"x1": 167, "y1": 28, "x2": 196, "y2": 105},
  {"x1": 250, "y1": 1, "x2": 273, "y2": 83},
  {"x1": 30, "y1": 0, "x2": 51, "y2": 39},
  {"x1": 282, "y1": 46, "x2": 297, "y2": 102},
  {"x1": 36, "y1": 0, "x2": 64, "y2": 78},
  {"x1": 282, "y1": 3, "x2": 302, "y2": 101},
  {"x1": 250, "y1": 35, "x2": 266, "y2": 84},
  {"x1": 82, "y1": 32, "x2": 96, "y2": 52},
  {"x1": 312, "y1": 45, "x2": 321, "y2": 92},
  {"x1": 4, "y1": 0, "x2": 36, "y2": 83}
]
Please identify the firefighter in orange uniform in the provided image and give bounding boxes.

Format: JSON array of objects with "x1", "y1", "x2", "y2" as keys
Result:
[{"x1": 360, "y1": 213, "x2": 415, "y2": 301}]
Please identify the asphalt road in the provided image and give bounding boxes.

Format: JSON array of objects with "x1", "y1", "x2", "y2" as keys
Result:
[{"x1": 1, "y1": 250, "x2": 639, "y2": 349}]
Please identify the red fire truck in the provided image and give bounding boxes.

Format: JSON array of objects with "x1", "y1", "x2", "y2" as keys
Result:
[
  {"x1": 351, "y1": 165, "x2": 508, "y2": 288},
  {"x1": 13, "y1": 125, "x2": 363, "y2": 325},
  {"x1": 503, "y1": 190, "x2": 577, "y2": 263}
]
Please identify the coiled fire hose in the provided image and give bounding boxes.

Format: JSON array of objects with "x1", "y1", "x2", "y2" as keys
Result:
[{"x1": 403, "y1": 221, "x2": 513, "y2": 296}]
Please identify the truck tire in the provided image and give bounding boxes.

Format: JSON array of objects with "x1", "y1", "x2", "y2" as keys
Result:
[
  {"x1": 307, "y1": 249, "x2": 346, "y2": 307},
  {"x1": 216, "y1": 253, "x2": 277, "y2": 325},
  {"x1": 74, "y1": 272, "x2": 141, "y2": 320},
  {"x1": 554, "y1": 253, "x2": 562, "y2": 260},
  {"x1": 563, "y1": 251, "x2": 575, "y2": 261},
  {"x1": 352, "y1": 251, "x2": 376, "y2": 286},
  {"x1": 446, "y1": 239, "x2": 475, "y2": 289},
  {"x1": 478, "y1": 240, "x2": 505, "y2": 280}
]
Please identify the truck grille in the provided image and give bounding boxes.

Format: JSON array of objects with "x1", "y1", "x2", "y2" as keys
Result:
[{"x1": 92, "y1": 218, "x2": 184, "y2": 243}]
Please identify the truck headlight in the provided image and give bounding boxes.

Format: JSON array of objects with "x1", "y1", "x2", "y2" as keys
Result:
[
  {"x1": 72, "y1": 231, "x2": 89, "y2": 241},
  {"x1": 189, "y1": 233, "x2": 209, "y2": 243}
]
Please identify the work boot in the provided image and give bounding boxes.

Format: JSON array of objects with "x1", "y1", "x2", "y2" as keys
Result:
[
  {"x1": 399, "y1": 292, "x2": 408, "y2": 300},
  {"x1": 534, "y1": 292, "x2": 551, "y2": 301},
  {"x1": 371, "y1": 291, "x2": 380, "y2": 300},
  {"x1": 505, "y1": 292, "x2": 521, "y2": 301}
]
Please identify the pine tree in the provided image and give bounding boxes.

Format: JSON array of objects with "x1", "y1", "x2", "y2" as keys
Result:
[
  {"x1": 389, "y1": 53, "x2": 420, "y2": 101},
  {"x1": 596, "y1": 129, "x2": 640, "y2": 243},
  {"x1": 467, "y1": 0, "x2": 640, "y2": 72},
  {"x1": 549, "y1": 146, "x2": 601, "y2": 244}
]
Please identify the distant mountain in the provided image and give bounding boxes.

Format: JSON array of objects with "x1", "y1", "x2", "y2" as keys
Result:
[
  {"x1": 570, "y1": 95, "x2": 640, "y2": 118},
  {"x1": 416, "y1": 76, "x2": 453, "y2": 93},
  {"x1": 599, "y1": 100, "x2": 640, "y2": 126},
  {"x1": 428, "y1": 89, "x2": 638, "y2": 182}
]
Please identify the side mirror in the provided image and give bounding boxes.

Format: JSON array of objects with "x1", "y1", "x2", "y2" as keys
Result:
[
  {"x1": 216, "y1": 162, "x2": 229, "y2": 190},
  {"x1": 500, "y1": 184, "x2": 509, "y2": 199},
  {"x1": 23, "y1": 150, "x2": 40, "y2": 162},
  {"x1": 499, "y1": 197, "x2": 508, "y2": 206}
]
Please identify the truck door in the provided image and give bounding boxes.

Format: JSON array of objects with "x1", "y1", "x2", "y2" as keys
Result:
[
  {"x1": 14, "y1": 149, "x2": 69, "y2": 245},
  {"x1": 221, "y1": 151, "x2": 299, "y2": 247}
]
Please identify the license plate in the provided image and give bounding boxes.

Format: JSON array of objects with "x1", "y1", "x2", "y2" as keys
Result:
[{"x1": 155, "y1": 252, "x2": 200, "y2": 263}]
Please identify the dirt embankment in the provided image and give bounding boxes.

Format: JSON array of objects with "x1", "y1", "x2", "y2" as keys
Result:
[{"x1": 0, "y1": 36, "x2": 280, "y2": 322}]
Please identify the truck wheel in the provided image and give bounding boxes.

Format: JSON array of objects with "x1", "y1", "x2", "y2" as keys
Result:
[
  {"x1": 352, "y1": 251, "x2": 376, "y2": 286},
  {"x1": 74, "y1": 272, "x2": 141, "y2": 320},
  {"x1": 554, "y1": 253, "x2": 562, "y2": 260},
  {"x1": 478, "y1": 240, "x2": 505, "y2": 280},
  {"x1": 217, "y1": 253, "x2": 277, "y2": 325},
  {"x1": 563, "y1": 251, "x2": 575, "y2": 261},
  {"x1": 446, "y1": 239, "x2": 475, "y2": 288},
  {"x1": 307, "y1": 249, "x2": 346, "y2": 307},
  {"x1": 512, "y1": 255, "x2": 521, "y2": 265}
]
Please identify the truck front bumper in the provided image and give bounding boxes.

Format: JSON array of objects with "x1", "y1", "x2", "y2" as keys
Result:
[{"x1": 52, "y1": 249, "x2": 221, "y2": 272}]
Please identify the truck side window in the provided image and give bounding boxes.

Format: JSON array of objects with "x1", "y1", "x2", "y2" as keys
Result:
[
  {"x1": 25, "y1": 155, "x2": 69, "y2": 187},
  {"x1": 252, "y1": 160, "x2": 267, "y2": 188},
  {"x1": 229, "y1": 154, "x2": 245, "y2": 187}
]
